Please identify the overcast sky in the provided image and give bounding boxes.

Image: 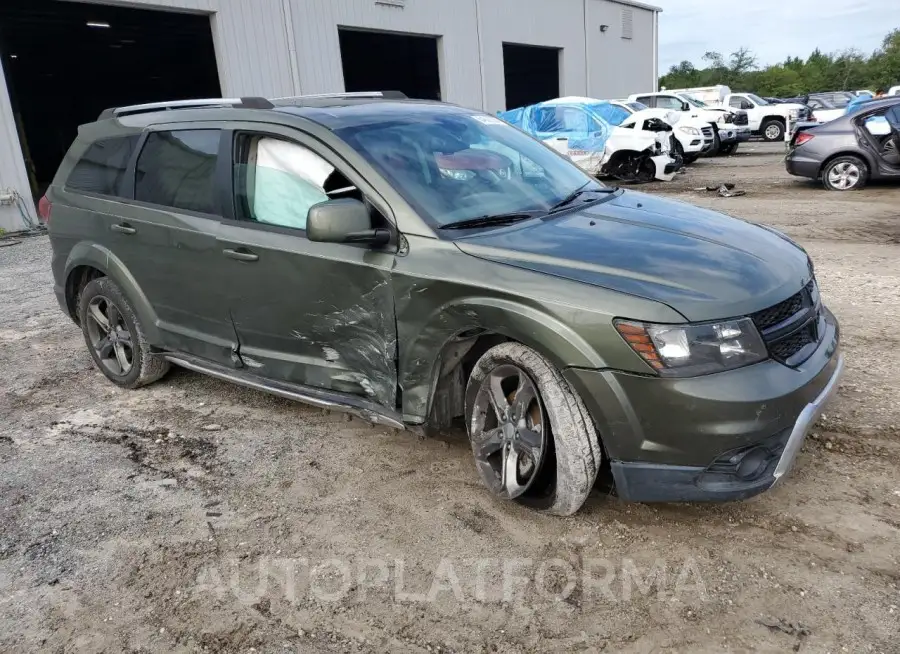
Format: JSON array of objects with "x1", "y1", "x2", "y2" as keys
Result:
[{"x1": 653, "y1": 0, "x2": 889, "y2": 72}]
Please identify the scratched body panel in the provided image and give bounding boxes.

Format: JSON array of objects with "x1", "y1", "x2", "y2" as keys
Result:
[{"x1": 217, "y1": 220, "x2": 397, "y2": 408}]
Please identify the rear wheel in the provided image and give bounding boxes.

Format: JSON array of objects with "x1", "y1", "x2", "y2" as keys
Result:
[
  {"x1": 821, "y1": 155, "x2": 868, "y2": 191},
  {"x1": 79, "y1": 277, "x2": 170, "y2": 389},
  {"x1": 465, "y1": 343, "x2": 602, "y2": 516},
  {"x1": 761, "y1": 119, "x2": 785, "y2": 142}
]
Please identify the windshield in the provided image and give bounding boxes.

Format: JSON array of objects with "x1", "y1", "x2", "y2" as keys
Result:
[
  {"x1": 335, "y1": 113, "x2": 603, "y2": 229},
  {"x1": 679, "y1": 94, "x2": 708, "y2": 108},
  {"x1": 747, "y1": 93, "x2": 769, "y2": 106}
]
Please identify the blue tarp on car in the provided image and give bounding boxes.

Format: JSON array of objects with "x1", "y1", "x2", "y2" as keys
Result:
[{"x1": 498, "y1": 99, "x2": 620, "y2": 158}]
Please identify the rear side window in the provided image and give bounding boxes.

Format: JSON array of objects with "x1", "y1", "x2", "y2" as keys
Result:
[
  {"x1": 135, "y1": 130, "x2": 221, "y2": 214},
  {"x1": 66, "y1": 136, "x2": 140, "y2": 197}
]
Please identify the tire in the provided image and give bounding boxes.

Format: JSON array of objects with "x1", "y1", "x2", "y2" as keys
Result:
[
  {"x1": 761, "y1": 119, "x2": 785, "y2": 142},
  {"x1": 719, "y1": 142, "x2": 739, "y2": 156},
  {"x1": 821, "y1": 155, "x2": 868, "y2": 191},
  {"x1": 709, "y1": 129, "x2": 722, "y2": 156},
  {"x1": 464, "y1": 342, "x2": 602, "y2": 516},
  {"x1": 683, "y1": 153, "x2": 699, "y2": 165},
  {"x1": 78, "y1": 277, "x2": 170, "y2": 389},
  {"x1": 672, "y1": 138, "x2": 685, "y2": 165}
]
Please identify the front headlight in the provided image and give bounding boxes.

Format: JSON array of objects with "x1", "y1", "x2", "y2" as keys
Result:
[
  {"x1": 615, "y1": 318, "x2": 768, "y2": 377},
  {"x1": 789, "y1": 109, "x2": 799, "y2": 118},
  {"x1": 678, "y1": 126, "x2": 701, "y2": 136}
]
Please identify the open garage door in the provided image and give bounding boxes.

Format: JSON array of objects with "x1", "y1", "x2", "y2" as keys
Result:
[
  {"x1": 338, "y1": 28, "x2": 441, "y2": 101},
  {"x1": 0, "y1": 0, "x2": 221, "y2": 201},
  {"x1": 503, "y1": 43, "x2": 560, "y2": 111}
]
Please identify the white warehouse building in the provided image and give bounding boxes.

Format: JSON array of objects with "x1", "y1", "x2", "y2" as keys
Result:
[{"x1": 0, "y1": 0, "x2": 660, "y2": 232}]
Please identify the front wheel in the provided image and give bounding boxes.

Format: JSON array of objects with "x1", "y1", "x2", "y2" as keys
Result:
[
  {"x1": 465, "y1": 343, "x2": 602, "y2": 516},
  {"x1": 719, "y1": 142, "x2": 739, "y2": 156},
  {"x1": 821, "y1": 156, "x2": 868, "y2": 191},
  {"x1": 761, "y1": 119, "x2": 785, "y2": 142}
]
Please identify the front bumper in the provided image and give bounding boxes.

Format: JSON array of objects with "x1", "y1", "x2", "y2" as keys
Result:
[
  {"x1": 563, "y1": 309, "x2": 842, "y2": 502},
  {"x1": 734, "y1": 127, "x2": 753, "y2": 142}
]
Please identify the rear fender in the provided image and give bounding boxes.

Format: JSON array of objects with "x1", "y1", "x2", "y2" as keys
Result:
[{"x1": 64, "y1": 241, "x2": 162, "y2": 344}]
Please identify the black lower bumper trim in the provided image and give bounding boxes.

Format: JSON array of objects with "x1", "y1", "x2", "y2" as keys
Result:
[{"x1": 610, "y1": 461, "x2": 776, "y2": 502}]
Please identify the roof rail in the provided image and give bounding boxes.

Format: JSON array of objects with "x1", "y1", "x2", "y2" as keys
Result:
[
  {"x1": 98, "y1": 96, "x2": 274, "y2": 120},
  {"x1": 270, "y1": 90, "x2": 408, "y2": 103}
]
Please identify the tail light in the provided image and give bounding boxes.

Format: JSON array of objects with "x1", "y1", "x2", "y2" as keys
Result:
[
  {"x1": 794, "y1": 132, "x2": 815, "y2": 147},
  {"x1": 38, "y1": 195, "x2": 52, "y2": 223}
]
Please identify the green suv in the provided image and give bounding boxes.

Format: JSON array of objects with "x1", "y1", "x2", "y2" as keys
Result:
[{"x1": 46, "y1": 93, "x2": 843, "y2": 515}]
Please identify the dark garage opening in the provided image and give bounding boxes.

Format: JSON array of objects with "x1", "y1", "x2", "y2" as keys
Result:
[
  {"x1": 503, "y1": 43, "x2": 560, "y2": 110},
  {"x1": 339, "y1": 28, "x2": 441, "y2": 101},
  {"x1": 0, "y1": 0, "x2": 221, "y2": 201}
]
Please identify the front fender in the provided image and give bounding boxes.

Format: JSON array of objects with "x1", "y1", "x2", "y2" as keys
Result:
[
  {"x1": 398, "y1": 296, "x2": 607, "y2": 423},
  {"x1": 64, "y1": 241, "x2": 162, "y2": 344}
]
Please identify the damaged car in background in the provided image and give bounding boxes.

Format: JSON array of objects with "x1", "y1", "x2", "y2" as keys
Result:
[
  {"x1": 499, "y1": 97, "x2": 679, "y2": 182},
  {"x1": 46, "y1": 92, "x2": 842, "y2": 516},
  {"x1": 607, "y1": 100, "x2": 715, "y2": 164}
]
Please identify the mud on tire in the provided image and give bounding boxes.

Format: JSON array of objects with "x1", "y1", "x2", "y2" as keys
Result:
[
  {"x1": 465, "y1": 342, "x2": 602, "y2": 516},
  {"x1": 78, "y1": 277, "x2": 170, "y2": 389}
]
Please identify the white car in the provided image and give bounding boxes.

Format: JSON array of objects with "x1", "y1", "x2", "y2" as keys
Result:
[
  {"x1": 627, "y1": 91, "x2": 751, "y2": 155},
  {"x1": 611, "y1": 100, "x2": 714, "y2": 163},
  {"x1": 499, "y1": 97, "x2": 679, "y2": 182},
  {"x1": 805, "y1": 97, "x2": 845, "y2": 124}
]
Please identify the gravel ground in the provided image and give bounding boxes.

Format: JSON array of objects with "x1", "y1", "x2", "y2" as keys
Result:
[{"x1": 1, "y1": 142, "x2": 899, "y2": 653}]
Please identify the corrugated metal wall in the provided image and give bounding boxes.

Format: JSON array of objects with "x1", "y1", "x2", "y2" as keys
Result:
[
  {"x1": 0, "y1": 0, "x2": 658, "y2": 232},
  {"x1": 587, "y1": 0, "x2": 658, "y2": 100}
]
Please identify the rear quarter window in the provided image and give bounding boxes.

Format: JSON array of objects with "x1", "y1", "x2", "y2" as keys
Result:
[
  {"x1": 134, "y1": 130, "x2": 221, "y2": 214},
  {"x1": 66, "y1": 135, "x2": 140, "y2": 197}
]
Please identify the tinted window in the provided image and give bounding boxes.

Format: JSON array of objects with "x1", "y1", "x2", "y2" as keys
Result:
[
  {"x1": 66, "y1": 136, "x2": 140, "y2": 196},
  {"x1": 635, "y1": 96, "x2": 654, "y2": 106},
  {"x1": 135, "y1": 130, "x2": 220, "y2": 214}
]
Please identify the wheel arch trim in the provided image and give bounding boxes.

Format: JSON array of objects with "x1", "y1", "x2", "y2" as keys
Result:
[{"x1": 64, "y1": 242, "x2": 162, "y2": 344}]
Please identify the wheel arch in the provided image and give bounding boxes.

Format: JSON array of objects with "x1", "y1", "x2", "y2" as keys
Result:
[
  {"x1": 63, "y1": 242, "x2": 162, "y2": 343},
  {"x1": 816, "y1": 149, "x2": 873, "y2": 180},
  {"x1": 398, "y1": 298, "x2": 607, "y2": 425}
]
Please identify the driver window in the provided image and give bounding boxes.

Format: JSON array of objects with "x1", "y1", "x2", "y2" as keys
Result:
[
  {"x1": 656, "y1": 96, "x2": 683, "y2": 110},
  {"x1": 729, "y1": 96, "x2": 745, "y2": 109},
  {"x1": 558, "y1": 107, "x2": 590, "y2": 133},
  {"x1": 234, "y1": 135, "x2": 359, "y2": 230}
]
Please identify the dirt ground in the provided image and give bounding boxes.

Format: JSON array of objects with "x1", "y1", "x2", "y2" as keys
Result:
[{"x1": 1, "y1": 142, "x2": 899, "y2": 653}]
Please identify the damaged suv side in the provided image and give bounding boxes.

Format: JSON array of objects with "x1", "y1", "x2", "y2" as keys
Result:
[{"x1": 47, "y1": 94, "x2": 843, "y2": 516}]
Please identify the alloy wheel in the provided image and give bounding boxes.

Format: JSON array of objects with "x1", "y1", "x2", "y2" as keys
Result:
[
  {"x1": 469, "y1": 364, "x2": 548, "y2": 499},
  {"x1": 85, "y1": 295, "x2": 135, "y2": 377},
  {"x1": 827, "y1": 162, "x2": 860, "y2": 190}
]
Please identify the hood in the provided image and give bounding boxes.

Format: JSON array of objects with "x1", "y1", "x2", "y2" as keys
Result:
[{"x1": 454, "y1": 191, "x2": 811, "y2": 322}]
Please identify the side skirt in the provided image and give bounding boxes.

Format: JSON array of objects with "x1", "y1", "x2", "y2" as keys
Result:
[{"x1": 165, "y1": 354, "x2": 406, "y2": 430}]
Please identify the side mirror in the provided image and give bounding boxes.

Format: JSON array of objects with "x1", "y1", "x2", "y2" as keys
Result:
[
  {"x1": 681, "y1": 102, "x2": 690, "y2": 111},
  {"x1": 307, "y1": 199, "x2": 390, "y2": 247},
  {"x1": 741, "y1": 101, "x2": 754, "y2": 110}
]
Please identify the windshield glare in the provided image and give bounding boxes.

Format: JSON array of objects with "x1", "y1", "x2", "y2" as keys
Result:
[
  {"x1": 681, "y1": 94, "x2": 707, "y2": 108},
  {"x1": 335, "y1": 114, "x2": 603, "y2": 229},
  {"x1": 747, "y1": 93, "x2": 769, "y2": 106}
]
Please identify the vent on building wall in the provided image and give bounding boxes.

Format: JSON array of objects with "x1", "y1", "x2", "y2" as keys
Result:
[
  {"x1": 621, "y1": 8, "x2": 633, "y2": 39},
  {"x1": 375, "y1": 0, "x2": 406, "y2": 7}
]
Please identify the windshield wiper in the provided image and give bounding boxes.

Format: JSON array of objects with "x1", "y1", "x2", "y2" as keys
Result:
[
  {"x1": 439, "y1": 213, "x2": 538, "y2": 231},
  {"x1": 548, "y1": 184, "x2": 617, "y2": 214}
]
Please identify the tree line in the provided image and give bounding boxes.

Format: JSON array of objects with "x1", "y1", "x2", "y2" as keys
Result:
[{"x1": 659, "y1": 29, "x2": 900, "y2": 98}]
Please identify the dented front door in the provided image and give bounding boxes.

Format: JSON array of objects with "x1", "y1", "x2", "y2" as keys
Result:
[{"x1": 218, "y1": 220, "x2": 398, "y2": 409}]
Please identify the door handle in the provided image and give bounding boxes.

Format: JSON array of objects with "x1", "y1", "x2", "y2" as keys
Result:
[
  {"x1": 111, "y1": 223, "x2": 136, "y2": 235},
  {"x1": 223, "y1": 248, "x2": 259, "y2": 262}
]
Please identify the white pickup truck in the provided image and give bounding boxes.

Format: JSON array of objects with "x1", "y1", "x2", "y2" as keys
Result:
[
  {"x1": 626, "y1": 91, "x2": 751, "y2": 155},
  {"x1": 672, "y1": 86, "x2": 811, "y2": 141}
]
